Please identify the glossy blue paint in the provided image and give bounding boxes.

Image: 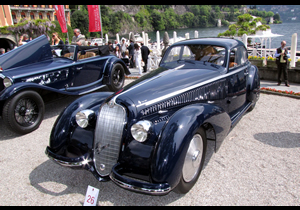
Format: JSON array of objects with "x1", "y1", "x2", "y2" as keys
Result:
[
  {"x1": 49, "y1": 92, "x2": 112, "y2": 155},
  {"x1": 45, "y1": 37, "x2": 260, "y2": 195},
  {"x1": 0, "y1": 35, "x2": 52, "y2": 70},
  {"x1": 150, "y1": 103, "x2": 230, "y2": 188},
  {"x1": 0, "y1": 35, "x2": 129, "y2": 120}
]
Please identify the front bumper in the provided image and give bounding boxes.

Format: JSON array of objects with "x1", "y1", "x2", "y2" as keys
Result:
[
  {"x1": 45, "y1": 146, "x2": 91, "y2": 167},
  {"x1": 110, "y1": 163, "x2": 171, "y2": 195},
  {"x1": 46, "y1": 147, "x2": 171, "y2": 195},
  {"x1": 45, "y1": 146, "x2": 110, "y2": 182}
]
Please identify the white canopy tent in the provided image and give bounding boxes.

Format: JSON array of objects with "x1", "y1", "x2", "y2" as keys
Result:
[{"x1": 241, "y1": 29, "x2": 284, "y2": 58}]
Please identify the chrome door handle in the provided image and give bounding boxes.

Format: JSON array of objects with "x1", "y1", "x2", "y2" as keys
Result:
[{"x1": 76, "y1": 67, "x2": 83, "y2": 71}]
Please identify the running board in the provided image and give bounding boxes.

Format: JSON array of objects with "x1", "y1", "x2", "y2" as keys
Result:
[{"x1": 230, "y1": 102, "x2": 252, "y2": 127}]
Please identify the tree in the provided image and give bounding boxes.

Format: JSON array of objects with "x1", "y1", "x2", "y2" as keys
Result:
[
  {"x1": 49, "y1": 20, "x2": 73, "y2": 43},
  {"x1": 181, "y1": 12, "x2": 194, "y2": 28},
  {"x1": 150, "y1": 9, "x2": 165, "y2": 31},
  {"x1": 274, "y1": 13, "x2": 281, "y2": 21},
  {"x1": 218, "y1": 13, "x2": 270, "y2": 37},
  {"x1": 163, "y1": 8, "x2": 180, "y2": 30},
  {"x1": 70, "y1": 9, "x2": 89, "y2": 37},
  {"x1": 3, "y1": 18, "x2": 55, "y2": 46}
]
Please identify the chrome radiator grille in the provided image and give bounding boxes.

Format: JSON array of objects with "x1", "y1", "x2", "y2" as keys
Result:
[{"x1": 94, "y1": 103, "x2": 127, "y2": 176}]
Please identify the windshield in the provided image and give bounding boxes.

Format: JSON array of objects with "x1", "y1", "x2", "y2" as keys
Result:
[
  {"x1": 161, "y1": 44, "x2": 226, "y2": 67},
  {"x1": 51, "y1": 45, "x2": 76, "y2": 60}
]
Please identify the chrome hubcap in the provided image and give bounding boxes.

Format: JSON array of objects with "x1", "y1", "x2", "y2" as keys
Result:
[{"x1": 182, "y1": 134, "x2": 203, "y2": 182}]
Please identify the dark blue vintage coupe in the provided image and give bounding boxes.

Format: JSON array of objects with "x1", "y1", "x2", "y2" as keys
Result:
[
  {"x1": 0, "y1": 35, "x2": 129, "y2": 134},
  {"x1": 45, "y1": 38, "x2": 260, "y2": 195}
]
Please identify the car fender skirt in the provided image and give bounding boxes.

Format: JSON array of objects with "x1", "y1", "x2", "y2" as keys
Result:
[
  {"x1": 247, "y1": 65, "x2": 260, "y2": 103},
  {"x1": 49, "y1": 92, "x2": 112, "y2": 155},
  {"x1": 110, "y1": 163, "x2": 171, "y2": 195},
  {"x1": 151, "y1": 103, "x2": 230, "y2": 188}
]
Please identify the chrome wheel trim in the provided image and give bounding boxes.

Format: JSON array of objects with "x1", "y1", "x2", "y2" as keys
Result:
[{"x1": 182, "y1": 134, "x2": 203, "y2": 183}]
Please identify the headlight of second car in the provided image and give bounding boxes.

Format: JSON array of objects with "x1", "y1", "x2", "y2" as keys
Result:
[
  {"x1": 75, "y1": 109, "x2": 95, "y2": 128},
  {"x1": 131, "y1": 120, "x2": 152, "y2": 142},
  {"x1": 3, "y1": 77, "x2": 13, "y2": 88}
]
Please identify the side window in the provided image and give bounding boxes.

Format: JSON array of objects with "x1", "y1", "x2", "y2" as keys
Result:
[
  {"x1": 229, "y1": 48, "x2": 237, "y2": 69},
  {"x1": 239, "y1": 46, "x2": 248, "y2": 65},
  {"x1": 182, "y1": 46, "x2": 194, "y2": 60},
  {"x1": 161, "y1": 46, "x2": 182, "y2": 63},
  {"x1": 229, "y1": 46, "x2": 247, "y2": 69}
]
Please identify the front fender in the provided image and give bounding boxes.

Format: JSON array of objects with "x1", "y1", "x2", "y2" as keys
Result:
[
  {"x1": 151, "y1": 103, "x2": 230, "y2": 189},
  {"x1": 49, "y1": 91, "x2": 112, "y2": 156}
]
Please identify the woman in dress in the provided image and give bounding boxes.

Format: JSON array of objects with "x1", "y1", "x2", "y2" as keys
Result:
[
  {"x1": 51, "y1": 32, "x2": 64, "y2": 45},
  {"x1": 114, "y1": 45, "x2": 122, "y2": 58},
  {"x1": 134, "y1": 43, "x2": 142, "y2": 75}
]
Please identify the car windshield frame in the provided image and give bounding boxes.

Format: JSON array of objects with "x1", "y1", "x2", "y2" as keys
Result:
[
  {"x1": 50, "y1": 45, "x2": 77, "y2": 60},
  {"x1": 160, "y1": 44, "x2": 227, "y2": 68}
]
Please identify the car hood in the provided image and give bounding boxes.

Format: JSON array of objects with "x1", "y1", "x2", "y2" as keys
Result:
[
  {"x1": 116, "y1": 66, "x2": 223, "y2": 112},
  {"x1": 0, "y1": 35, "x2": 52, "y2": 71}
]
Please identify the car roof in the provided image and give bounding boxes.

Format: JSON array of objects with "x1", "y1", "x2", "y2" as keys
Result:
[{"x1": 171, "y1": 37, "x2": 244, "y2": 49}]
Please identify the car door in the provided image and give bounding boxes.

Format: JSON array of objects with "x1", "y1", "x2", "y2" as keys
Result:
[
  {"x1": 227, "y1": 46, "x2": 248, "y2": 117},
  {"x1": 70, "y1": 51, "x2": 106, "y2": 89}
]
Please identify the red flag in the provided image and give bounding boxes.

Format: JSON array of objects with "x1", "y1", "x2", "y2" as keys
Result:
[
  {"x1": 54, "y1": 5, "x2": 68, "y2": 33},
  {"x1": 87, "y1": 5, "x2": 101, "y2": 32}
]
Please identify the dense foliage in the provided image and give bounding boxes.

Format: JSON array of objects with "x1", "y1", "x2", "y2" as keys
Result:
[
  {"x1": 69, "y1": 5, "x2": 247, "y2": 37},
  {"x1": 0, "y1": 5, "x2": 280, "y2": 42},
  {"x1": 217, "y1": 13, "x2": 271, "y2": 37}
]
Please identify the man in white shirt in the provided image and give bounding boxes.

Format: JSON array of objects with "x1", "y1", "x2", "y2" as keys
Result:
[
  {"x1": 121, "y1": 39, "x2": 127, "y2": 57},
  {"x1": 274, "y1": 40, "x2": 290, "y2": 87},
  {"x1": 71, "y1": 29, "x2": 86, "y2": 46}
]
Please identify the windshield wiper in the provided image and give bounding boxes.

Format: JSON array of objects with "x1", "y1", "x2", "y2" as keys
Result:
[
  {"x1": 210, "y1": 63, "x2": 220, "y2": 69},
  {"x1": 177, "y1": 59, "x2": 195, "y2": 64}
]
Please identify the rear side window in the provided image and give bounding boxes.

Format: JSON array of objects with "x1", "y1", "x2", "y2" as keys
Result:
[{"x1": 229, "y1": 46, "x2": 248, "y2": 69}]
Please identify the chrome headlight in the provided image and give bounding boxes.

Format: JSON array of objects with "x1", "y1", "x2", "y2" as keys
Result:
[
  {"x1": 75, "y1": 109, "x2": 95, "y2": 128},
  {"x1": 3, "y1": 77, "x2": 12, "y2": 88},
  {"x1": 131, "y1": 120, "x2": 152, "y2": 142}
]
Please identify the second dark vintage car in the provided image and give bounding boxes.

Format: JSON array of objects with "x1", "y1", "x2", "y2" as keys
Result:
[
  {"x1": 45, "y1": 38, "x2": 260, "y2": 195},
  {"x1": 0, "y1": 35, "x2": 129, "y2": 134}
]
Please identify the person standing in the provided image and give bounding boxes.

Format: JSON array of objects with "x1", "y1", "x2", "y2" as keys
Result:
[
  {"x1": 134, "y1": 43, "x2": 142, "y2": 75},
  {"x1": 120, "y1": 39, "x2": 127, "y2": 57},
  {"x1": 127, "y1": 39, "x2": 135, "y2": 68},
  {"x1": 18, "y1": 34, "x2": 30, "y2": 46},
  {"x1": 114, "y1": 45, "x2": 122, "y2": 58},
  {"x1": 275, "y1": 40, "x2": 290, "y2": 87},
  {"x1": 71, "y1": 28, "x2": 86, "y2": 46},
  {"x1": 140, "y1": 42, "x2": 150, "y2": 73}
]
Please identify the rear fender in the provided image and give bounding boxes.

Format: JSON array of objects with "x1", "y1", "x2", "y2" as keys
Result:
[
  {"x1": 151, "y1": 103, "x2": 231, "y2": 189},
  {"x1": 103, "y1": 57, "x2": 130, "y2": 85},
  {"x1": 247, "y1": 65, "x2": 260, "y2": 102}
]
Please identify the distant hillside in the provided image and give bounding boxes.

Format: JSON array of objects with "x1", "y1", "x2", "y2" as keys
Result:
[
  {"x1": 100, "y1": 5, "x2": 247, "y2": 36},
  {"x1": 248, "y1": 5, "x2": 300, "y2": 22}
]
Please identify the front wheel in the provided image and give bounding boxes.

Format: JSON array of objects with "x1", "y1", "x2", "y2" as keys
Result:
[
  {"x1": 2, "y1": 90, "x2": 45, "y2": 134},
  {"x1": 174, "y1": 127, "x2": 207, "y2": 194},
  {"x1": 107, "y1": 63, "x2": 125, "y2": 92}
]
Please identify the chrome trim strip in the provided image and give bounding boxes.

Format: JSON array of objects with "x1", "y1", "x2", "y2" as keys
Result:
[
  {"x1": 109, "y1": 173, "x2": 171, "y2": 195},
  {"x1": 79, "y1": 85, "x2": 106, "y2": 95},
  {"x1": 136, "y1": 66, "x2": 247, "y2": 108}
]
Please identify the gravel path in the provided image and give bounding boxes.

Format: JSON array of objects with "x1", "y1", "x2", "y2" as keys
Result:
[{"x1": 0, "y1": 88, "x2": 299, "y2": 206}]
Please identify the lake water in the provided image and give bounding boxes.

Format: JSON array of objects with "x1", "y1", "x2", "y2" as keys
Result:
[{"x1": 125, "y1": 22, "x2": 299, "y2": 49}]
